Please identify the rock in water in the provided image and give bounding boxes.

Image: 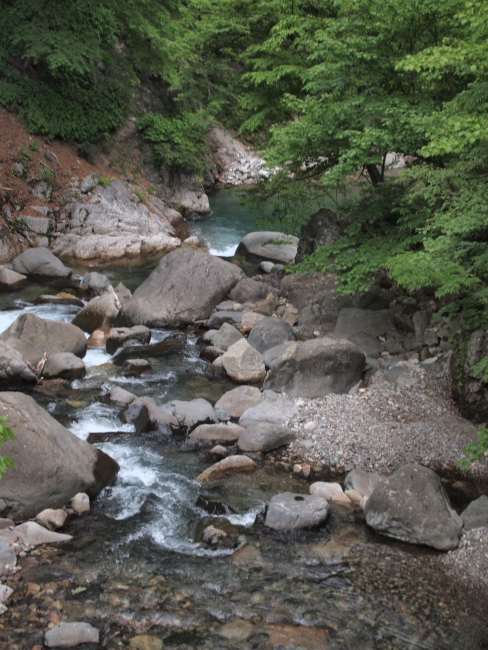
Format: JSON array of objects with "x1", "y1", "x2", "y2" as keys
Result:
[
  {"x1": 41, "y1": 352, "x2": 86, "y2": 380},
  {"x1": 0, "y1": 313, "x2": 87, "y2": 366},
  {"x1": 236, "y1": 232, "x2": 298, "y2": 264},
  {"x1": 0, "y1": 341, "x2": 37, "y2": 388},
  {"x1": 0, "y1": 267, "x2": 27, "y2": 290},
  {"x1": 263, "y1": 337, "x2": 365, "y2": 398},
  {"x1": 214, "y1": 385, "x2": 262, "y2": 418},
  {"x1": 72, "y1": 292, "x2": 120, "y2": 334},
  {"x1": 44, "y1": 622, "x2": 100, "y2": 647},
  {"x1": 118, "y1": 248, "x2": 244, "y2": 328},
  {"x1": 265, "y1": 492, "x2": 330, "y2": 531},
  {"x1": 0, "y1": 392, "x2": 119, "y2": 520},
  {"x1": 196, "y1": 455, "x2": 257, "y2": 482},
  {"x1": 364, "y1": 463, "x2": 463, "y2": 550},
  {"x1": 12, "y1": 248, "x2": 72, "y2": 278}
]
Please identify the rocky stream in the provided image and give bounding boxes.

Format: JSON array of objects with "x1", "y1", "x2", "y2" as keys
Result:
[{"x1": 0, "y1": 193, "x2": 487, "y2": 650}]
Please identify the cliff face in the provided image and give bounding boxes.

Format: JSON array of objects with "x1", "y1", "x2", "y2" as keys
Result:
[{"x1": 0, "y1": 110, "x2": 266, "y2": 263}]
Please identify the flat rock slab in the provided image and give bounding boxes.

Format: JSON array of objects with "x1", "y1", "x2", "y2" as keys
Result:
[
  {"x1": 236, "y1": 232, "x2": 298, "y2": 264},
  {"x1": 364, "y1": 463, "x2": 463, "y2": 550},
  {"x1": 189, "y1": 423, "x2": 244, "y2": 443},
  {"x1": 265, "y1": 492, "x2": 330, "y2": 531},
  {"x1": 237, "y1": 422, "x2": 295, "y2": 452},
  {"x1": 14, "y1": 522, "x2": 72, "y2": 546},
  {"x1": 215, "y1": 385, "x2": 262, "y2": 418},
  {"x1": 45, "y1": 622, "x2": 100, "y2": 647}
]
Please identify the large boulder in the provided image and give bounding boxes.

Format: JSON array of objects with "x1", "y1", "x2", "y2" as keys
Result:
[
  {"x1": 11, "y1": 248, "x2": 72, "y2": 278},
  {"x1": 0, "y1": 392, "x2": 119, "y2": 520},
  {"x1": 364, "y1": 464, "x2": 463, "y2": 550},
  {"x1": 298, "y1": 291, "x2": 355, "y2": 334},
  {"x1": 248, "y1": 317, "x2": 295, "y2": 355},
  {"x1": 0, "y1": 313, "x2": 87, "y2": 366},
  {"x1": 229, "y1": 278, "x2": 277, "y2": 303},
  {"x1": 332, "y1": 308, "x2": 398, "y2": 356},
  {"x1": 238, "y1": 392, "x2": 299, "y2": 427},
  {"x1": 72, "y1": 291, "x2": 120, "y2": 334},
  {"x1": 280, "y1": 273, "x2": 339, "y2": 312},
  {"x1": 237, "y1": 423, "x2": 295, "y2": 452},
  {"x1": 0, "y1": 342, "x2": 37, "y2": 388},
  {"x1": 461, "y1": 495, "x2": 488, "y2": 531},
  {"x1": 236, "y1": 232, "x2": 298, "y2": 264},
  {"x1": 118, "y1": 248, "x2": 245, "y2": 328},
  {"x1": 265, "y1": 493, "x2": 330, "y2": 531},
  {"x1": 221, "y1": 339, "x2": 266, "y2": 383},
  {"x1": 295, "y1": 208, "x2": 343, "y2": 264},
  {"x1": 263, "y1": 338, "x2": 365, "y2": 398}
]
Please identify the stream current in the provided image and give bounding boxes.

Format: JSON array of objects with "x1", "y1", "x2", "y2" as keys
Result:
[{"x1": 1, "y1": 192, "x2": 487, "y2": 649}]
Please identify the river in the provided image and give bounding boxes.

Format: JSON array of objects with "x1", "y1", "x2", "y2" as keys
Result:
[{"x1": 1, "y1": 192, "x2": 487, "y2": 649}]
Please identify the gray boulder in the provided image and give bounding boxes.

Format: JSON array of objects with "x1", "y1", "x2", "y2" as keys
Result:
[
  {"x1": 42, "y1": 352, "x2": 86, "y2": 380},
  {"x1": 108, "y1": 386, "x2": 136, "y2": 406},
  {"x1": 0, "y1": 392, "x2": 119, "y2": 520},
  {"x1": 212, "y1": 323, "x2": 244, "y2": 352},
  {"x1": 263, "y1": 338, "x2": 365, "y2": 398},
  {"x1": 214, "y1": 385, "x2": 262, "y2": 418},
  {"x1": 295, "y1": 208, "x2": 343, "y2": 264},
  {"x1": 265, "y1": 492, "x2": 330, "y2": 531},
  {"x1": 0, "y1": 313, "x2": 87, "y2": 366},
  {"x1": 124, "y1": 397, "x2": 179, "y2": 436},
  {"x1": 248, "y1": 317, "x2": 295, "y2": 355},
  {"x1": 72, "y1": 291, "x2": 120, "y2": 334},
  {"x1": 106, "y1": 325, "x2": 151, "y2": 355},
  {"x1": 238, "y1": 393, "x2": 299, "y2": 427},
  {"x1": 118, "y1": 248, "x2": 244, "y2": 328},
  {"x1": 263, "y1": 342, "x2": 296, "y2": 369},
  {"x1": 79, "y1": 271, "x2": 111, "y2": 296},
  {"x1": 0, "y1": 342, "x2": 37, "y2": 388},
  {"x1": 461, "y1": 495, "x2": 488, "y2": 531},
  {"x1": 280, "y1": 273, "x2": 339, "y2": 311},
  {"x1": 236, "y1": 232, "x2": 298, "y2": 264},
  {"x1": 364, "y1": 463, "x2": 463, "y2": 550},
  {"x1": 221, "y1": 339, "x2": 266, "y2": 383},
  {"x1": 11, "y1": 248, "x2": 72, "y2": 278},
  {"x1": 332, "y1": 308, "x2": 398, "y2": 356},
  {"x1": 237, "y1": 423, "x2": 295, "y2": 452},
  {"x1": 164, "y1": 398, "x2": 218, "y2": 433},
  {"x1": 114, "y1": 282, "x2": 132, "y2": 306},
  {"x1": 229, "y1": 278, "x2": 277, "y2": 303}
]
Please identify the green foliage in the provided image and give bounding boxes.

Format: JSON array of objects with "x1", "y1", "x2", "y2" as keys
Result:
[
  {"x1": 29, "y1": 140, "x2": 41, "y2": 152},
  {"x1": 133, "y1": 188, "x2": 147, "y2": 203},
  {"x1": 0, "y1": 416, "x2": 15, "y2": 479},
  {"x1": 0, "y1": 0, "x2": 181, "y2": 143},
  {"x1": 459, "y1": 425, "x2": 488, "y2": 469},
  {"x1": 472, "y1": 357, "x2": 488, "y2": 383},
  {"x1": 99, "y1": 177, "x2": 113, "y2": 188},
  {"x1": 137, "y1": 111, "x2": 211, "y2": 174}
]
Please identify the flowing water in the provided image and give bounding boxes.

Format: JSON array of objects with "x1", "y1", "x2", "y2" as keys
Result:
[{"x1": 1, "y1": 192, "x2": 487, "y2": 649}]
